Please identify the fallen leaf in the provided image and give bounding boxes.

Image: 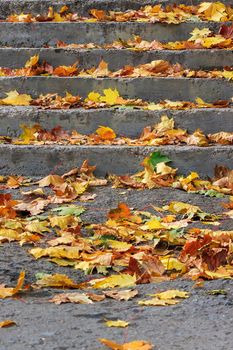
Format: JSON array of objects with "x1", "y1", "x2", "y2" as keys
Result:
[{"x1": 105, "y1": 320, "x2": 129, "y2": 328}]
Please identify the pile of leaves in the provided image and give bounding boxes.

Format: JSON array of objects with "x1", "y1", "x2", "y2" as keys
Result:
[
  {"x1": 57, "y1": 25, "x2": 233, "y2": 51},
  {"x1": 4, "y1": 3, "x2": 233, "y2": 23},
  {"x1": 0, "y1": 89, "x2": 230, "y2": 110},
  {"x1": 1, "y1": 116, "x2": 233, "y2": 146},
  {"x1": 1, "y1": 55, "x2": 233, "y2": 80},
  {"x1": 111, "y1": 151, "x2": 233, "y2": 196}
]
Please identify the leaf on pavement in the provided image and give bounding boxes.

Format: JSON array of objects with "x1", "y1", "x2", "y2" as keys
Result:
[
  {"x1": 0, "y1": 320, "x2": 16, "y2": 328},
  {"x1": 99, "y1": 338, "x2": 153, "y2": 350},
  {"x1": 105, "y1": 320, "x2": 129, "y2": 328},
  {"x1": 0, "y1": 271, "x2": 25, "y2": 299},
  {"x1": 0, "y1": 90, "x2": 32, "y2": 106}
]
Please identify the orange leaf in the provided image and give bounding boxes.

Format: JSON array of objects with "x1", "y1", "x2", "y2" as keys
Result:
[
  {"x1": 96, "y1": 126, "x2": 116, "y2": 140},
  {"x1": 108, "y1": 203, "x2": 131, "y2": 220}
]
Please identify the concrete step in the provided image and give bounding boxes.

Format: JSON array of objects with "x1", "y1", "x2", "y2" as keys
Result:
[
  {"x1": 0, "y1": 144, "x2": 232, "y2": 177},
  {"x1": 0, "y1": 21, "x2": 230, "y2": 47},
  {"x1": 1, "y1": 106, "x2": 233, "y2": 138},
  {"x1": 0, "y1": 0, "x2": 233, "y2": 18},
  {"x1": 0, "y1": 76, "x2": 232, "y2": 102},
  {"x1": 1, "y1": 48, "x2": 233, "y2": 71}
]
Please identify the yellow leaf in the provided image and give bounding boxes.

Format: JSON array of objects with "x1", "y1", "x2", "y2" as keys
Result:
[
  {"x1": 198, "y1": 2, "x2": 226, "y2": 21},
  {"x1": 165, "y1": 201, "x2": 200, "y2": 217},
  {"x1": 100, "y1": 88, "x2": 120, "y2": 105},
  {"x1": 141, "y1": 219, "x2": 165, "y2": 230},
  {"x1": 107, "y1": 240, "x2": 132, "y2": 251},
  {"x1": 90, "y1": 274, "x2": 136, "y2": 289},
  {"x1": 99, "y1": 338, "x2": 153, "y2": 350},
  {"x1": 221, "y1": 70, "x2": 233, "y2": 80},
  {"x1": 96, "y1": 126, "x2": 116, "y2": 140},
  {"x1": 0, "y1": 320, "x2": 16, "y2": 328},
  {"x1": 153, "y1": 289, "x2": 189, "y2": 300},
  {"x1": 202, "y1": 36, "x2": 226, "y2": 48},
  {"x1": 0, "y1": 271, "x2": 25, "y2": 299},
  {"x1": 50, "y1": 292, "x2": 94, "y2": 304},
  {"x1": 105, "y1": 320, "x2": 129, "y2": 328},
  {"x1": 138, "y1": 297, "x2": 179, "y2": 306},
  {"x1": 49, "y1": 215, "x2": 77, "y2": 230},
  {"x1": 38, "y1": 174, "x2": 64, "y2": 187},
  {"x1": 0, "y1": 228, "x2": 20, "y2": 242},
  {"x1": 160, "y1": 257, "x2": 186, "y2": 272},
  {"x1": 35, "y1": 273, "x2": 79, "y2": 288},
  {"x1": 25, "y1": 220, "x2": 49, "y2": 233},
  {"x1": 19, "y1": 124, "x2": 40, "y2": 144},
  {"x1": 25, "y1": 54, "x2": 39, "y2": 68},
  {"x1": 188, "y1": 27, "x2": 211, "y2": 41},
  {"x1": 86, "y1": 91, "x2": 101, "y2": 103},
  {"x1": 30, "y1": 246, "x2": 80, "y2": 260},
  {"x1": 0, "y1": 90, "x2": 32, "y2": 106},
  {"x1": 72, "y1": 182, "x2": 88, "y2": 195},
  {"x1": 155, "y1": 115, "x2": 174, "y2": 132}
]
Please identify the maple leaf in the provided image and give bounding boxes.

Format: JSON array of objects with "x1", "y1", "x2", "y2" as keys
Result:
[
  {"x1": 51, "y1": 205, "x2": 85, "y2": 217},
  {"x1": 0, "y1": 320, "x2": 16, "y2": 328},
  {"x1": 90, "y1": 274, "x2": 136, "y2": 289},
  {"x1": 104, "y1": 289, "x2": 138, "y2": 301},
  {"x1": 198, "y1": 2, "x2": 227, "y2": 21},
  {"x1": 0, "y1": 90, "x2": 32, "y2": 106},
  {"x1": 38, "y1": 174, "x2": 64, "y2": 187},
  {"x1": 188, "y1": 28, "x2": 212, "y2": 41},
  {"x1": 96, "y1": 126, "x2": 116, "y2": 140},
  {"x1": 105, "y1": 320, "x2": 129, "y2": 328},
  {"x1": 34, "y1": 273, "x2": 79, "y2": 288},
  {"x1": 152, "y1": 290, "x2": 190, "y2": 300},
  {"x1": 50, "y1": 292, "x2": 94, "y2": 304},
  {"x1": 99, "y1": 339, "x2": 153, "y2": 350},
  {"x1": 25, "y1": 54, "x2": 39, "y2": 68},
  {"x1": 0, "y1": 271, "x2": 25, "y2": 299},
  {"x1": 99, "y1": 88, "x2": 121, "y2": 105},
  {"x1": 108, "y1": 203, "x2": 132, "y2": 220}
]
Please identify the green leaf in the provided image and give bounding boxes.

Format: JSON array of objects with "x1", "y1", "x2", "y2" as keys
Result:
[
  {"x1": 51, "y1": 205, "x2": 85, "y2": 217},
  {"x1": 148, "y1": 151, "x2": 171, "y2": 170},
  {"x1": 197, "y1": 190, "x2": 225, "y2": 198}
]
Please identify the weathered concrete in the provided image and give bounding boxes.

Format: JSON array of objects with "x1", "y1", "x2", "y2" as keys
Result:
[
  {"x1": 0, "y1": 0, "x2": 233, "y2": 18},
  {"x1": 1, "y1": 107, "x2": 233, "y2": 137},
  {"x1": 1, "y1": 48, "x2": 233, "y2": 71},
  {"x1": 0, "y1": 22, "x2": 230, "y2": 47},
  {"x1": 0, "y1": 76, "x2": 232, "y2": 102},
  {"x1": 0, "y1": 144, "x2": 232, "y2": 176}
]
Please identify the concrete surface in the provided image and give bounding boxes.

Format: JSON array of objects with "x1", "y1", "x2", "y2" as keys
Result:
[
  {"x1": 1, "y1": 107, "x2": 233, "y2": 137},
  {"x1": 1, "y1": 48, "x2": 233, "y2": 70},
  {"x1": 1, "y1": 0, "x2": 233, "y2": 18},
  {"x1": 0, "y1": 144, "x2": 232, "y2": 176},
  {"x1": 0, "y1": 22, "x2": 230, "y2": 47},
  {"x1": 0, "y1": 77, "x2": 232, "y2": 102}
]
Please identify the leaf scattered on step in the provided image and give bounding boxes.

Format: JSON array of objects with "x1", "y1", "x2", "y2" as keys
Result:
[
  {"x1": 0, "y1": 271, "x2": 25, "y2": 299},
  {"x1": 105, "y1": 320, "x2": 129, "y2": 328},
  {"x1": 34, "y1": 273, "x2": 79, "y2": 289},
  {"x1": 104, "y1": 289, "x2": 138, "y2": 301},
  {"x1": 99, "y1": 338, "x2": 153, "y2": 350},
  {"x1": 0, "y1": 320, "x2": 16, "y2": 328}
]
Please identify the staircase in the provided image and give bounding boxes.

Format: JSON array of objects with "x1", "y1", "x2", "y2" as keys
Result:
[{"x1": 0, "y1": 0, "x2": 233, "y2": 178}]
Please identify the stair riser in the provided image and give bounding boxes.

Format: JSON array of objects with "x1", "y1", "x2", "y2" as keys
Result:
[
  {"x1": 2, "y1": 48, "x2": 233, "y2": 70},
  {"x1": 0, "y1": 77, "x2": 232, "y2": 102},
  {"x1": 0, "y1": 22, "x2": 229, "y2": 47},
  {"x1": 0, "y1": 144, "x2": 232, "y2": 176},
  {"x1": 0, "y1": 0, "x2": 233, "y2": 18},
  {"x1": 1, "y1": 107, "x2": 233, "y2": 137}
]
